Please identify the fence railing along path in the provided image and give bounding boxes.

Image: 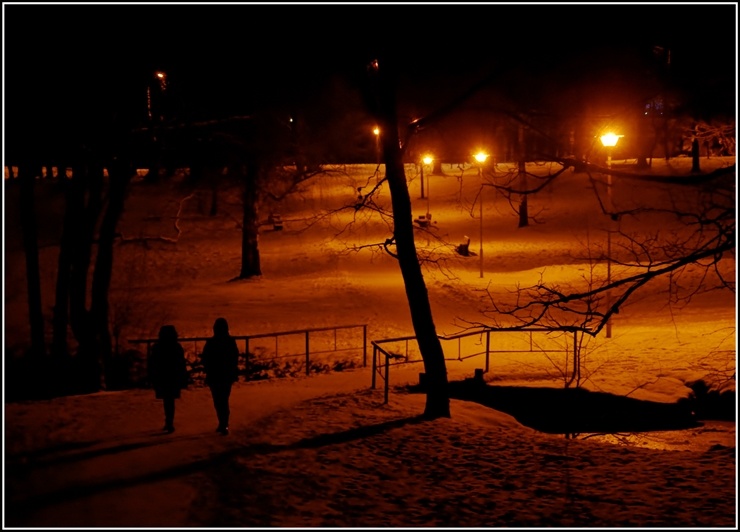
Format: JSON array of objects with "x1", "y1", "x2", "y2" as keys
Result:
[
  {"x1": 371, "y1": 327, "x2": 584, "y2": 403},
  {"x1": 131, "y1": 324, "x2": 584, "y2": 403},
  {"x1": 130, "y1": 324, "x2": 368, "y2": 377}
]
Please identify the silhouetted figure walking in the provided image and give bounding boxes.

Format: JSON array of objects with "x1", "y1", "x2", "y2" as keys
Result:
[
  {"x1": 201, "y1": 317, "x2": 239, "y2": 435},
  {"x1": 148, "y1": 325, "x2": 188, "y2": 433}
]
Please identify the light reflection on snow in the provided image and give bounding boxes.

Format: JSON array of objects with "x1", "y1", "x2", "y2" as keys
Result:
[{"x1": 579, "y1": 420, "x2": 736, "y2": 452}]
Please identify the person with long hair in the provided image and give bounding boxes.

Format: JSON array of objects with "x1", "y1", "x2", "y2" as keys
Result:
[{"x1": 148, "y1": 325, "x2": 188, "y2": 433}]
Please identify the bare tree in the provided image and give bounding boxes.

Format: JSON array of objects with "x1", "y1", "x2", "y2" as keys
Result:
[
  {"x1": 50, "y1": 156, "x2": 135, "y2": 393},
  {"x1": 365, "y1": 57, "x2": 452, "y2": 418},
  {"x1": 233, "y1": 140, "x2": 326, "y2": 280},
  {"x1": 466, "y1": 162, "x2": 735, "y2": 338}
]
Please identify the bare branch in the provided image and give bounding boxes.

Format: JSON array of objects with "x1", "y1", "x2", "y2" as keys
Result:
[{"x1": 118, "y1": 192, "x2": 197, "y2": 244}]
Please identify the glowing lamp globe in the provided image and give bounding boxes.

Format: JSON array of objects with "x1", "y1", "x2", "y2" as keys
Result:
[{"x1": 600, "y1": 133, "x2": 623, "y2": 148}]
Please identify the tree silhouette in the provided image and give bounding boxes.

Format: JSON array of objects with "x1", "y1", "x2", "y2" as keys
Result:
[
  {"x1": 467, "y1": 162, "x2": 735, "y2": 337},
  {"x1": 365, "y1": 56, "x2": 451, "y2": 418}
]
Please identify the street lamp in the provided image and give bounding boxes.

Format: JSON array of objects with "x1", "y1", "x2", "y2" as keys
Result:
[
  {"x1": 474, "y1": 151, "x2": 489, "y2": 278},
  {"x1": 155, "y1": 70, "x2": 167, "y2": 92},
  {"x1": 599, "y1": 132, "x2": 623, "y2": 170},
  {"x1": 421, "y1": 155, "x2": 433, "y2": 214},
  {"x1": 373, "y1": 127, "x2": 381, "y2": 165},
  {"x1": 599, "y1": 132, "x2": 622, "y2": 338}
]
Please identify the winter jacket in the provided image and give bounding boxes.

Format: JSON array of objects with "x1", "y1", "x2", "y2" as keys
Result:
[
  {"x1": 201, "y1": 334, "x2": 239, "y2": 386},
  {"x1": 148, "y1": 340, "x2": 188, "y2": 399}
]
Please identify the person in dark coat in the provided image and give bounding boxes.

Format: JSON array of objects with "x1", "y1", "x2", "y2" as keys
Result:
[
  {"x1": 148, "y1": 325, "x2": 188, "y2": 433},
  {"x1": 201, "y1": 317, "x2": 239, "y2": 435}
]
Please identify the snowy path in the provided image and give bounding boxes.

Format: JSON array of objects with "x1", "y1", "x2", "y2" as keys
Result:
[{"x1": 5, "y1": 368, "x2": 393, "y2": 527}]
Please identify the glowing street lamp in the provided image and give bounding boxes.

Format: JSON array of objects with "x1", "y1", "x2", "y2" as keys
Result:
[
  {"x1": 599, "y1": 132, "x2": 623, "y2": 209},
  {"x1": 420, "y1": 155, "x2": 433, "y2": 213},
  {"x1": 155, "y1": 70, "x2": 167, "y2": 91},
  {"x1": 599, "y1": 133, "x2": 622, "y2": 339},
  {"x1": 599, "y1": 132, "x2": 623, "y2": 170},
  {"x1": 474, "y1": 151, "x2": 489, "y2": 278},
  {"x1": 373, "y1": 127, "x2": 381, "y2": 165},
  {"x1": 473, "y1": 151, "x2": 489, "y2": 165}
]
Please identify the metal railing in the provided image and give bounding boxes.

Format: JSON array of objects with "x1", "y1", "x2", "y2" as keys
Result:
[
  {"x1": 371, "y1": 327, "x2": 581, "y2": 403},
  {"x1": 130, "y1": 324, "x2": 368, "y2": 377}
]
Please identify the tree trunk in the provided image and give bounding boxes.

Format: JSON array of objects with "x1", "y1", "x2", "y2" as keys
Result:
[
  {"x1": 517, "y1": 124, "x2": 528, "y2": 228},
  {"x1": 290, "y1": 112, "x2": 308, "y2": 174},
  {"x1": 372, "y1": 59, "x2": 450, "y2": 419},
  {"x1": 52, "y1": 173, "x2": 81, "y2": 359},
  {"x1": 663, "y1": 120, "x2": 671, "y2": 161},
  {"x1": 19, "y1": 164, "x2": 46, "y2": 359},
  {"x1": 91, "y1": 160, "x2": 133, "y2": 389},
  {"x1": 635, "y1": 112, "x2": 651, "y2": 169},
  {"x1": 68, "y1": 163, "x2": 105, "y2": 393},
  {"x1": 572, "y1": 113, "x2": 589, "y2": 172},
  {"x1": 691, "y1": 137, "x2": 701, "y2": 173},
  {"x1": 432, "y1": 159, "x2": 444, "y2": 175},
  {"x1": 239, "y1": 162, "x2": 262, "y2": 278}
]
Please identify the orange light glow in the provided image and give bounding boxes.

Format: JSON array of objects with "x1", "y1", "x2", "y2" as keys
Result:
[
  {"x1": 473, "y1": 152, "x2": 489, "y2": 163},
  {"x1": 422, "y1": 155, "x2": 433, "y2": 165},
  {"x1": 600, "y1": 133, "x2": 623, "y2": 147}
]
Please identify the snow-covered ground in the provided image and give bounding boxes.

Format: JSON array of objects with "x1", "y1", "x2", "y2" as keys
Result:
[{"x1": 3, "y1": 157, "x2": 736, "y2": 527}]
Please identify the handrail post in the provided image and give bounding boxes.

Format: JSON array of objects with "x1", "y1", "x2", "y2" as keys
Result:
[
  {"x1": 485, "y1": 329, "x2": 490, "y2": 373},
  {"x1": 384, "y1": 353, "x2": 390, "y2": 404},
  {"x1": 371, "y1": 344, "x2": 377, "y2": 389},
  {"x1": 574, "y1": 330, "x2": 579, "y2": 384},
  {"x1": 363, "y1": 325, "x2": 367, "y2": 368},
  {"x1": 305, "y1": 331, "x2": 310, "y2": 376}
]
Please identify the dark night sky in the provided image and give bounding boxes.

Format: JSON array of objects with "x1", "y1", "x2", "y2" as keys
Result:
[{"x1": 3, "y1": 2, "x2": 737, "y2": 152}]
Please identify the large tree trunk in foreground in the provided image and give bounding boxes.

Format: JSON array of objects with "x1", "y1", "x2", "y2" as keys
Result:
[{"x1": 372, "y1": 59, "x2": 450, "y2": 419}]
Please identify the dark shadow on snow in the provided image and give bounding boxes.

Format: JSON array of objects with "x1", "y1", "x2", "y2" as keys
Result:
[
  {"x1": 428, "y1": 377, "x2": 703, "y2": 435},
  {"x1": 5, "y1": 414, "x2": 426, "y2": 526},
  {"x1": 6, "y1": 431, "x2": 203, "y2": 473}
]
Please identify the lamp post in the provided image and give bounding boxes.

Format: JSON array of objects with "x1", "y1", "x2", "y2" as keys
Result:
[
  {"x1": 155, "y1": 70, "x2": 167, "y2": 91},
  {"x1": 373, "y1": 127, "x2": 380, "y2": 165},
  {"x1": 420, "y1": 155, "x2": 433, "y2": 208},
  {"x1": 599, "y1": 132, "x2": 623, "y2": 338},
  {"x1": 474, "y1": 151, "x2": 489, "y2": 278},
  {"x1": 599, "y1": 132, "x2": 622, "y2": 172}
]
